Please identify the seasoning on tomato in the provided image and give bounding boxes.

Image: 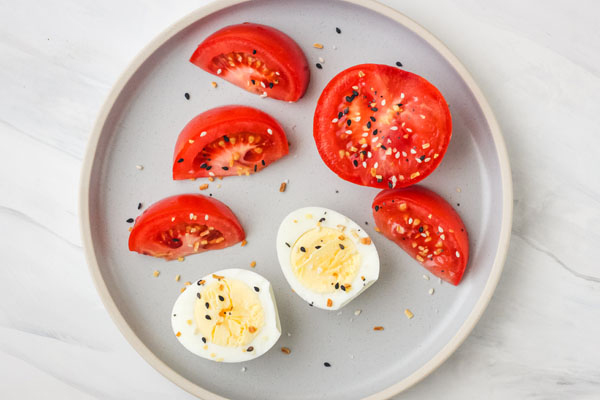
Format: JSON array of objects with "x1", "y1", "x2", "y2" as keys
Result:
[
  {"x1": 190, "y1": 23, "x2": 310, "y2": 102},
  {"x1": 313, "y1": 64, "x2": 452, "y2": 189},
  {"x1": 172, "y1": 105, "x2": 289, "y2": 180},
  {"x1": 128, "y1": 194, "x2": 245, "y2": 260},
  {"x1": 372, "y1": 186, "x2": 468, "y2": 285}
]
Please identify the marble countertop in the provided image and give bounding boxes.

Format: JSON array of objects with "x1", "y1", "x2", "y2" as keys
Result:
[{"x1": 1, "y1": 0, "x2": 599, "y2": 398}]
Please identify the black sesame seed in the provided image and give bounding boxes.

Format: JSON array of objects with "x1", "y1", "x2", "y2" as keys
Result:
[
  {"x1": 222, "y1": 166, "x2": 229, "y2": 170},
  {"x1": 172, "y1": 238, "x2": 181, "y2": 243},
  {"x1": 173, "y1": 314, "x2": 176, "y2": 317},
  {"x1": 367, "y1": 121, "x2": 372, "y2": 128},
  {"x1": 254, "y1": 164, "x2": 257, "y2": 172},
  {"x1": 206, "y1": 166, "x2": 212, "y2": 170},
  {"x1": 251, "y1": 79, "x2": 256, "y2": 85},
  {"x1": 196, "y1": 293, "x2": 201, "y2": 299},
  {"x1": 316, "y1": 63, "x2": 323, "y2": 69},
  {"x1": 370, "y1": 116, "x2": 376, "y2": 122},
  {"x1": 285, "y1": 242, "x2": 291, "y2": 247},
  {"x1": 375, "y1": 205, "x2": 380, "y2": 211},
  {"x1": 377, "y1": 178, "x2": 382, "y2": 183},
  {"x1": 254, "y1": 286, "x2": 260, "y2": 292},
  {"x1": 373, "y1": 129, "x2": 378, "y2": 135},
  {"x1": 339, "y1": 243, "x2": 345, "y2": 250},
  {"x1": 137, "y1": 202, "x2": 142, "y2": 210},
  {"x1": 335, "y1": 282, "x2": 340, "y2": 289},
  {"x1": 218, "y1": 295, "x2": 225, "y2": 301},
  {"x1": 205, "y1": 302, "x2": 210, "y2": 309},
  {"x1": 397, "y1": 103, "x2": 403, "y2": 107},
  {"x1": 200, "y1": 163, "x2": 207, "y2": 169},
  {"x1": 324, "y1": 362, "x2": 331, "y2": 367},
  {"x1": 300, "y1": 246, "x2": 306, "y2": 252},
  {"x1": 247, "y1": 346, "x2": 254, "y2": 352},
  {"x1": 184, "y1": 92, "x2": 190, "y2": 100},
  {"x1": 419, "y1": 226, "x2": 424, "y2": 233},
  {"x1": 253, "y1": 49, "x2": 257, "y2": 54},
  {"x1": 396, "y1": 61, "x2": 403, "y2": 67},
  {"x1": 341, "y1": 285, "x2": 346, "y2": 291},
  {"x1": 315, "y1": 245, "x2": 322, "y2": 249},
  {"x1": 309, "y1": 302, "x2": 314, "y2": 307},
  {"x1": 343, "y1": 107, "x2": 349, "y2": 114},
  {"x1": 346, "y1": 96, "x2": 353, "y2": 102},
  {"x1": 126, "y1": 218, "x2": 134, "y2": 223},
  {"x1": 319, "y1": 217, "x2": 326, "y2": 222},
  {"x1": 209, "y1": 193, "x2": 212, "y2": 196},
  {"x1": 197, "y1": 280, "x2": 204, "y2": 285},
  {"x1": 381, "y1": 145, "x2": 387, "y2": 150},
  {"x1": 223, "y1": 135, "x2": 230, "y2": 142},
  {"x1": 335, "y1": 190, "x2": 339, "y2": 193},
  {"x1": 353, "y1": 159, "x2": 358, "y2": 167},
  {"x1": 352, "y1": 90, "x2": 359, "y2": 96},
  {"x1": 177, "y1": 158, "x2": 184, "y2": 163},
  {"x1": 205, "y1": 315, "x2": 211, "y2": 320},
  {"x1": 336, "y1": 27, "x2": 341, "y2": 34},
  {"x1": 371, "y1": 107, "x2": 378, "y2": 112},
  {"x1": 457, "y1": 203, "x2": 460, "y2": 207},
  {"x1": 202, "y1": 337, "x2": 207, "y2": 343},
  {"x1": 338, "y1": 111, "x2": 343, "y2": 118},
  {"x1": 347, "y1": 119, "x2": 352, "y2": 126},
  {"x1": 261, "y1": 160, "x2": 266, "y2": 166},
  {"x1": 420, "y1": 155, "x2": 425, "y2": 161}
]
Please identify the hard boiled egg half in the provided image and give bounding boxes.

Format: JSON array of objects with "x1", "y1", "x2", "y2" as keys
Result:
[
  {"x1": 276, "y1": 207, "x2": 379, "y2": 310},
  {"x1": 171, "y1": 268, "x2": 281, "y2": 362}
]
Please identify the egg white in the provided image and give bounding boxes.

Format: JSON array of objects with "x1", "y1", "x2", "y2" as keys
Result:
[
  {"x1": 276, "y1": 207, "x2": 379, "y2": 310},
  {"x1": 171, "y1": 268, "x2": 281, "y2": 362}
]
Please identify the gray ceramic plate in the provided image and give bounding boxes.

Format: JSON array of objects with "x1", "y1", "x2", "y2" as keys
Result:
[{"x1": 79, "y1": 0, "x2": 512, "y2": 399}]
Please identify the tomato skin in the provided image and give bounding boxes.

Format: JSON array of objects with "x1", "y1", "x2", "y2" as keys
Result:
[
  {"x1": 314, "y1": 64, "x2": 452, "y2": 189},
  {"x1": 372, "y1": 186, "x2": 468, "y2": 285},
  {"x1": 190, "y1": 23, "x2": 309, "y2": 102},
  {"x1": 128, "y1": 194, "x2": 245, "y2": 260},
  {"x1": 173, "y1": 105, "x2": 289, "y2": 180}
]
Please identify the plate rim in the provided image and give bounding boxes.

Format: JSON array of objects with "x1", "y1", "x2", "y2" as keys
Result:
[{"x1": 78, "y1": 0, "x2": 513, "y2": 399}]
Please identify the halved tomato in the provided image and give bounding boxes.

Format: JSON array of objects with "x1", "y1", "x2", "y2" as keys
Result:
[
  {"x1": 190, "y1": 23, "x2": 309, "y2": 102},
  {"x1": 173, "y1": 105, "x2": 289, "y2": 180},
  {"x1": 128, "y1": 194, "x2": 245, "y2": 260},
  {"x1": 372, "y1": 186, "x2": 468, "y2": 285},
  {"x1": 314, "y1": 64, "x2": 452, "y2": 189}
]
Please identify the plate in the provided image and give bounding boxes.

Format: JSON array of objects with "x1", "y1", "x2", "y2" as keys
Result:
[{"x1": 79, "y1": 0, "x2": 512, "y2": 398}]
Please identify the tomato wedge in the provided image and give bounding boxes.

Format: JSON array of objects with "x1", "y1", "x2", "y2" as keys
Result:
[
  {"x1": 314, "y1": 64, "x2": 452, "y2": 189},
  {"x1": 372, "y1": 186, "x2": 468, "y2": 285},
  {"x1": 128, "y1": 194, "x2": 245, "y2": 260},
  {"x1": 190, "y1": 23, "x2": 309, "y2": 102},
  {"x1": 173, "y1": 105, "x2": 288, "y2": 180}
]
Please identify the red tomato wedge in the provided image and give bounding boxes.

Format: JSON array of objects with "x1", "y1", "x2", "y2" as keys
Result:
[
  {"x1": 314, "y1": 64, "x2": 452, "y2": 189},
  {"x1": 173, "y1": 105, "x2": 289, "y2": 180},
  {"x1": 128, "y1": 194, "x2": 245, "y2": 260},
  {"x1": 372, "y1": 186, "x2": 468, "y2": 285},
  {"x1": 190, "y1": 23, "x2": 309, "y2": 102}
]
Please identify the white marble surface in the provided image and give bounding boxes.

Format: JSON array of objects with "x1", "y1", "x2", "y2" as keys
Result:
[{"x1": 1, "y1": 0, "x2": 599, "y2": 398}]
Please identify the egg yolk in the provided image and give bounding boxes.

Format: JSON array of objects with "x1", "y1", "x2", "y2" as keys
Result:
[
  {"x1": 290, "y1": 227, "x2": 361, "y2": 293},
  {"x1": 194, "y1": 278, "x2": 264, "y2": 347}
]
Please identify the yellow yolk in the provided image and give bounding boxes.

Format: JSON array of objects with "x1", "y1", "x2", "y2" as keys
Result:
[
  {"x1": 290, "y1": 227, "x2": 361, "y2": 293},
  {"x1": 194, "y1": 278, "x2": 264, "y2": 347}
]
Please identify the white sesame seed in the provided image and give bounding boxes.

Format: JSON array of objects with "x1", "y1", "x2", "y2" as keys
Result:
[
  {"x1": 352, "y1": 86, "x2": 359, "y2": 90},
  {"x1": 381, "y1": 99, "x2": 386, "y2": 106},
  {"x1": 402, "y1": 151, "x2": 407, "y2": 157},
  {"x1": 456, "y1": 251, "x2": 460, "y2": 258},
  {"x1": 355, "y1": 116, "x2": 361, "y2": 122},
  {"x1": 361, "y1": 143, "x2": 368, "y2": 148},
  {"x1": 260, "y1": 92, "x2": 268, "y2": 98},
  {"x1": 402, "y1": 122, "x2": 406, "y2": 127},
  {"x1": 217, "y1": 68, "x2": 222, "y2": 74},
  {"x1": 208, "y1": 171, "x2": 215, "y2": 177},
  {"x1": 390, "y1": 126, "x2": 398, "y2": 131},
  {"x1": 371, "y1": 137, "x2": 378, "y2": 143},
  {"x1": 395, "y1": 152, "x2": 401, "y2": 159},
  {"x1": 318, "y1": 57, "x2": 324, "y2": 63},
  {"x1": 367, "y1": 151, "x2": 372, "y2": 158},
  {"x1": 416, "y1": 157, "x2": 422, "y2": 163},
  {"x1": 260, "y1": 81, "x2": 266, "y2": 88},
  {"x1": 438, "y1": 226, "x2": 444, "y2": 233},
  {"x1": 200, "y1": 131, "x2": 207, "y2": 137},
  {"x1": 406, "y1": 128, "x2": 413, "y2": 133},
  {"x1": 421, "y1": 233, "x2": 427, "y2": 237},
  {"x1": 400, "y1": 92, "x2": 405, "y2": 99},
  {"x1": 422, "y1": 143, "x2": 430, "y2": 149},
  {"x1": 135, "y1": 164, "x2": 144, "y2": 170},
  {"x1": 205, "y1": 214, "x2": 209, "y2": 221},
  {"x1": 362, "y1": 161, "x2": 367, "y2": 168},
  {"x1": 420, "y1": 114, "x2": 426, "y2": 119},
  {"x1": 429, "y1": 288, "x2": 435, "y2": 295},
  {"x1": 275, "y1": 71, "x2": 280, "y2": 76},
  {"x1": 424, "y1": 157, "x2": 431, "y2": 162},
  {"x1": 267, "y1": 128, "x2": 273, "y2": 135},
  {"x1": 408, "y1": 218, "x2": 413, "y2": 224},
  {"x1": 362, "y1": 132, "x2": 368, "y2": 137},
  {"x1": 171, "y1": 217, "x2": 175, "y2": 222},
  {"x1": 410, "y1": 148, "x2": 417, "y2": 154},
  {"x1": 423, "y1": 274, "x2": 430, "y2": 280},
  {"x1": 456, "y1": 187, "x2": 462, "y2": 193},
  {"x1": 441, "y1": 234, "x2": 446, "y2": 240},
  {"x1": 287, "y1": 332, "x2": 292, "y2": 337},
  {"x1": 345, "y1": 130, "x2": 352, "y2": 134},
  {"x1": 241, "y1": 367, "x2": 247, "y2": 372}
]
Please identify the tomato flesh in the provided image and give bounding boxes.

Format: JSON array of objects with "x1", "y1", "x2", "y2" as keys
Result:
[
  {"x1": 372, "y1": 186, "x2": 468, "y2": 285},
  {"x1": 190, "y1": 23, "x2": 309, "y2": 102},
  {"x1": 314, "y1": 64, "x2": 452, "y2": 189},
  {"x1": 128, "y1": 194, "x2": 245, "y2": 260},
  {"x1": 173, "y1": 105, "x2": 288, "y2": 179}
]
